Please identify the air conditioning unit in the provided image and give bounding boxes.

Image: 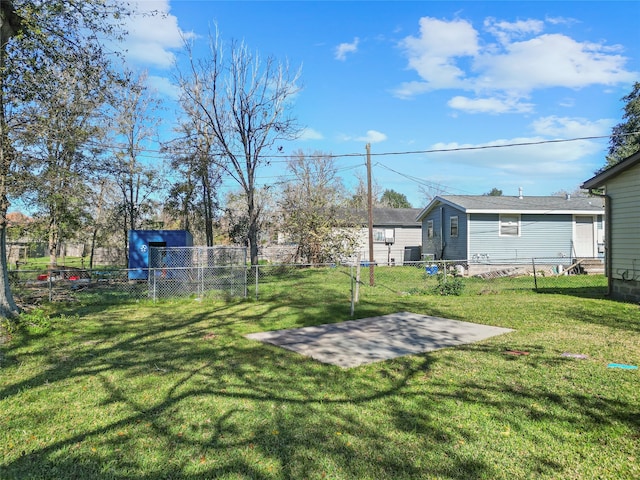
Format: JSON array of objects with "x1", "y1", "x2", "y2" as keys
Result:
[{"x1": 384, "y1": 229, "x2": 395, "y2": 245}]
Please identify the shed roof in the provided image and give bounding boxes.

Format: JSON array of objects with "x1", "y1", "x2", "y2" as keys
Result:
[
  {"x1": 581, "y1": 150, "x2": 640, "y2": 190},
  {"x1": 417, "y1": 195, "x2": 604, "y2": 220}
]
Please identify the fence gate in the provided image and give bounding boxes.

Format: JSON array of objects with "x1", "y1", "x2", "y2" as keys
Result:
[{"x1": 148, "y1": 246, "x2": 248, "y2": 300}]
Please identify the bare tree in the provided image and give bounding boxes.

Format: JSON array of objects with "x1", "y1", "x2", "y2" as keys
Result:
[
  {"x1": 419, "y1": 182, "x2": 449, "y2": 203},
  {"x1": 163, "y1": 115, "x2": 222, "y2": 246},
  {"x1": 86, "y1": 178, "x2": 120, "y2": 269},
  {"x1": 107, "y1": 72, "x2": 164, "y2": 262},
  {"x1": 348, "y1": 173, "x2": 382, "y2": 211},
  {"x1": 176, "y1": 31, "x2": 301, "y2": 265},
  {"x1": 221, "y1": 187, "x2": 276, "y2": 249},
  {"x1": 279, "y1": 151, "x2": 359, "y2": 263}
]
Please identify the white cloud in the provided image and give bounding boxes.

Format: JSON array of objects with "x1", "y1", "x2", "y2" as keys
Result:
[
  {"x1": 474, "y1": 34, "x2": 634, "y2": 93},
  {"x1": 122, "y1": 0, "x2": 195, "y2": 69},
  {"x1": 558, "y1": 97, "x2": 576, "y2": 108},
  {"x1": 298, "y1": 128, "x2": 324, "y2": 140},
  {"x1": 355, "y1": 130, "x2": 387, "y2": 143},
  {"x1": 399, "y1": 17, "x2": 478, "y2": 90},
  {"x1": 146, "y1": 75, "x2": 179, "y2": 100},
  {"x1": 448, "y1": 95, "x2": 534, "y2": 114},
  {"x1": 335, "y1": 37, "x2": 360, "y2": 61},
  {"x1": 429, "y1": 135, "x2": 603, "y2": 177},
  {"x1": 397, "y1": 16, "x2": 637, "y2": 101},
  {"x1": 531, "y1": 116, "x2": 613, "y2": 137},
  {"x1": 484, "y1": 17, "x2": 544, "y2": 45},
  {"x1": 391, "y1": 81, "x2": 431, "y2": 100},
  {"x1": 545, "y1": 16, "x2": 580, "y2": 27}
]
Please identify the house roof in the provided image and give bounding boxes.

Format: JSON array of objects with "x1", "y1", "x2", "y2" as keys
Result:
[
  {"x1": 581, "y1": 150, "x2": 640, "y2": 190},
  {"x1": 350, "y1": 208, "x2": 423, "y2": 227},
  {"x1": 416, "y1": 195, "x2": 604, "y2": 220}
]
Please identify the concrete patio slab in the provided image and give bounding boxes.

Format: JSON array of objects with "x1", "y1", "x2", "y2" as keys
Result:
[{"x1": 245, "y1": 311, "x2": 513, "y2": 368}]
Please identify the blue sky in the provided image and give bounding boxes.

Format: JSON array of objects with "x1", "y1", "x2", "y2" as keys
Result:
[{"x1": 121, "y1": 0, "x2": 639, "y2": 208}]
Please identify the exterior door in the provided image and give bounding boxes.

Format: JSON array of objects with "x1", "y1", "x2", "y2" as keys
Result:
[{"x1": 574, "y1": 216, "x2": 594, "y2": 257}]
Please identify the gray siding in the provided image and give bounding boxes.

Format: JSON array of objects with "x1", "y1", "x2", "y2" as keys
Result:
[
  {"x1": 371, "y1": 227, "x2": 422, "y2": 264},
  {"x1": 355, "y1": 226, "x2": 422, "y2": 264},
  {"x1": 468, "y1": 213, "x2": 574, "y2": 260},
  {"x1": 607, "y1": 162, "x2": 640, "y2": 282}
]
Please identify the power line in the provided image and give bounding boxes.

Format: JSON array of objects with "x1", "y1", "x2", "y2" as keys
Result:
[
  {"x1": 147, "y1": 130, "x2": 636, "y2": 159},
  {"x1": 365, "y1": 134, "x2": 615, "y2": 157},
  {"x1": 14, "y1": 131, "x2": 638, "y2": 162}
]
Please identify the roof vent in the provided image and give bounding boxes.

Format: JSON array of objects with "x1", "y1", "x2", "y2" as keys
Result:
[
  {"x1": 566, "y1": 193, "x2": 571, "y2": 200},
  {"x1": 518, "y1": 187, "x2": 523, "y2": 199}
]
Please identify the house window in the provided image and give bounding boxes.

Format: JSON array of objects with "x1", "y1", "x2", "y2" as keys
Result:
[
  {"x1": 373, "y1": 228, "x2": 394, "y2": 243},
  {"x1": 427, "y1": 220, "x2": 434, "y2": 239},
  {"x1": 500, "y1": 214, "x2": 520, "y2": 236},
  {"x1": 450, "y1": 216, "x2": 458, "y2": 237}
]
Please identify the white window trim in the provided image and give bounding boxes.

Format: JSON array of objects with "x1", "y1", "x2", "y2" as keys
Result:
[
  {"x1": 427, "y1": 220, "x2": 434, "y2": 239},
  {"x1": 372, "y1": 228, "x2": 385, "y2": 243},
  {"x1": 450, "y1": 216, "x2": 459, "y2": 237},
  {"x1": 499, "y1": 214, "x2": 520, "y2": 237}
]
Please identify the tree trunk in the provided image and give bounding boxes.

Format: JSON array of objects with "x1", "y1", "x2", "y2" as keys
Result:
[
  {"x1": 89, "y1": 227, "x2": 97, "y2": 270},
  {"x1": 0, "y1": 25, "x2": 19, "y2": 318},
  {"x1": 0, "y1": 212, "x2": 18, "y2": 318},
  {"x1": 203, "y1": 176, "x2": 214, "y2": 247},
  {"x1": 246, "y1": 188, "x2": 259, "y2": 265},
  {"x1": 48, "y1": 216, "x2": 59, "y2": 267},
  {"x1": 248, "y1": 220, "x2": 259, "y2": 266}
]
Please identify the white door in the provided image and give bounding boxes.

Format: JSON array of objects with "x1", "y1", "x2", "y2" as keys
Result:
[{"x1": 574, "y1": 216, "x2": 594, "y2": 257}]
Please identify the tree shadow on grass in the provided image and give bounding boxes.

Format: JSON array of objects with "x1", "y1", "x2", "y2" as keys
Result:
[
  {"x1": 534, "y1": 286, "x2": 608, "y2": 300},
  {"x1": 0, "y1": 297, "x2": 505, "y2": 479},
  {"x1": 2, "y1": 289, "x2": 638, "y2": 479}
]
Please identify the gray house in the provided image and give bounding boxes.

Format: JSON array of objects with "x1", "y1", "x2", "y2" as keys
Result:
[
  {"x1": 417, "y1": 195, "x2": 605, "y2": 272},
  {"x1": 582, "y1": 150, "x2": 640, "y2": 303},
  {"x1": 352, "y1": 208, "x2": 423, "y2": 265}
]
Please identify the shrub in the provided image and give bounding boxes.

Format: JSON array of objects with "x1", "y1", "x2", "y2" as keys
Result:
[{"x1": 432, "y1": 274, "x2": 464, "y2": 296}]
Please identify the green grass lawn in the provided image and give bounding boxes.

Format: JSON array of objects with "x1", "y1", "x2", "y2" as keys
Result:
[
  {"x1": 10, "y1": 255, "x2": 89, "y2": 271},
  {"x1": 1, "y1": 269, "x2": 638, "y2": 479}
]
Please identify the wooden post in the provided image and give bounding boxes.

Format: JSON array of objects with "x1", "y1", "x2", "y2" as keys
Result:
[
  {"x1": 355, "y1": 253, "x2": 361, "y2": 303},
  {"x1": 366, "y1": 143, "x2": 374, "y2": 286}
]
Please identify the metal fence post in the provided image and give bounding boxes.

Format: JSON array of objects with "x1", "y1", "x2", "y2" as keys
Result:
[
  {"x1": 350, "y1": 263, "x2": 355, "y2": 317},
  {"x1": 152, "y1": 268, "x2": 158, "y2": 302},
  {"x1": 199, "y1": 249, "x2": 204, "y2": 298}
]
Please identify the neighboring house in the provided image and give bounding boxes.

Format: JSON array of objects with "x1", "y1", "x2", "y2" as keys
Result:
[
  {"x1": 416, "y1": 195, "x2": 605, "y2": 273},
  {"x1": 352, "y1": 208, "x2": 423, "y2": 265},
  {"x1": 582, "y1": 150, "x2": 640, "y2": 303}
]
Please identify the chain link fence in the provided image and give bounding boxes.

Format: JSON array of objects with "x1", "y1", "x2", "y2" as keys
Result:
[
  {"x1": 8, "y1": 256, "x2": 607, "y2": 307},
  {"x1": 147, "y1": 246, "x2": 248, "y2": 300}
]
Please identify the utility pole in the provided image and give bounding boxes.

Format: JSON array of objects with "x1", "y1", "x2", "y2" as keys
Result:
[{"x1": 366, "y1": 143, "x2": 374, "y2": 286}]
